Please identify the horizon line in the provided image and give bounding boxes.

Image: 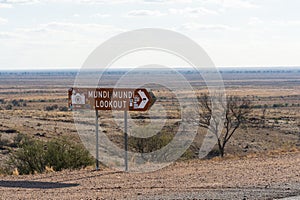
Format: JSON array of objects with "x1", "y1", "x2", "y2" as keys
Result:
[{"x1": 1, "y1": 65, "x2": 300, "y2": 71}]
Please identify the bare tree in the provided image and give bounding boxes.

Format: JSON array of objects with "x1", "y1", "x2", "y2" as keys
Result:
[{"x1": 198, "y1": 94, "x2": 251, "y2": 157}]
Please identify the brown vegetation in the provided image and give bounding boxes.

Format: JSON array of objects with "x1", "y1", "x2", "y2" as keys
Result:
[{"x1": 0, "y1": 69, "x2": 299, "y2": 198}]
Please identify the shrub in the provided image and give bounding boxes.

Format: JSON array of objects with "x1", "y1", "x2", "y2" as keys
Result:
[
  {"x1": 8, "y1": 136, "x2": 94, "y2": 175},
  {"x1": 45, "y1": 106, "x2": 52, "y2": 111},
  {"x1": 12, "y1": 133, "x2": 27, "y2": 147},
  {"x1": 273, "y1": 103, "x2": 284, "y2": 108},
  {"x1": 129, "y1": 131, "x2": 173, "y2": 154},
  {"x1": 59, "y1": 106, "x2": 68, "y2": 112},
  {"x1": 5, "y1": 104, "x2": 12, "y2": 110},
  {"x1": 128, "y1": 131, "x2": 174, "y2": 162},
  {"x1": 45, "y1": 138, "x2": 94, "y2": 171},
  {"x1": 252, "y1": 104, "x2": 262, "y2": 109},
  {"x1": 0, "y1": 133, "x2": 11, "y2": 150},
  {"x1": 44, "y1": 104, "x2": 58, "y2": 111},
  {"x1": 9, "y1": 137, "x2": 46, "y2": 174},
  {"x1": 11, "y1": 99, "x2": 20, "y2": 107},
  {"x1": 180, "y1": 148, "x2": 197, "y2": 160}
]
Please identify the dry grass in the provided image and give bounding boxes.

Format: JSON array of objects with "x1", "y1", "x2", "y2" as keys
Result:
[{"x1": 0, "y1": 71, "x2": 300, "y2": 165}]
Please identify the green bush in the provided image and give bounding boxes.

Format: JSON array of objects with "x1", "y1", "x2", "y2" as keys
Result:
[
  {"x1": 59, "y1": 106, "x2": 68, "y2": 111},
  {"x1": 11, "y1": 99, "x2": 20, "y2": 106},
  {"x1": 0, "y1": 167, "x2": 7, "y2": 175},
  {"x1": 8, "y1": 135, "x2": 94, "y2": 175},
  {"x1": 0, "y1": 133, "x2": 11, "y2": 150},
  {"x1": 45, "y1": 138, "x2": 94, "y2": 171},
  {"x1": 44, "y1": 104, "x2": 58, "y2": 111},
  {"x1": 180, "y1": 148, "x2": 197, "y2": 160},
  {"x1": 12, "y1": 133, "x2": 26, "y2": 147},
  {"x1": 273, "y1": 103, "x2": 285, "y2": 108},
  {"x1": 129, "y1": 131, "x2": 173, "y2": 153},
  {"x1": 9, "y1": 137, "x2": 46, "y2": 174},
  {"x1": 5, "y1": 104, "x2": 12, "y2": 110}
]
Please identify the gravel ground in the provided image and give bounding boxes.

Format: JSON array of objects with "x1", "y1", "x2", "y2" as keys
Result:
[{"x1": 0, "y1": 151, "x2": 299, "y2": 200}]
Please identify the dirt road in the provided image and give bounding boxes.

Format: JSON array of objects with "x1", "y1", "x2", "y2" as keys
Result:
[{"x1": 1, "y1": 151, "x2": 299, "y2": 200}]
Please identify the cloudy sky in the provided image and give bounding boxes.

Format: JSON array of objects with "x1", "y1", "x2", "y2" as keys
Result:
[{"x1": 0, "y1": 0, "x2": 300, "y2": 69}]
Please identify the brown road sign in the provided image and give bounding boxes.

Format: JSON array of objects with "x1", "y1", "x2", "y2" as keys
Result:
[{"x1": 68, "y1": 88, "x2": 156, "y2": 111}]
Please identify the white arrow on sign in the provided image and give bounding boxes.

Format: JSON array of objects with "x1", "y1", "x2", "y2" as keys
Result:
[{"x1": 137, "y1": 90, "x2": 149, "y2": 109}]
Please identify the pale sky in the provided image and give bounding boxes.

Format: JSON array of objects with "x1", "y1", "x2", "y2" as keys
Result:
[{"x1": 0, "y1": 0, "x2": 300, "y2": 69}]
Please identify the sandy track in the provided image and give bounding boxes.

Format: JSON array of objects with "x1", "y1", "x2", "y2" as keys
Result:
[{"x1": 1, "y1": 151, "x2": 300, "y2": 200}]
